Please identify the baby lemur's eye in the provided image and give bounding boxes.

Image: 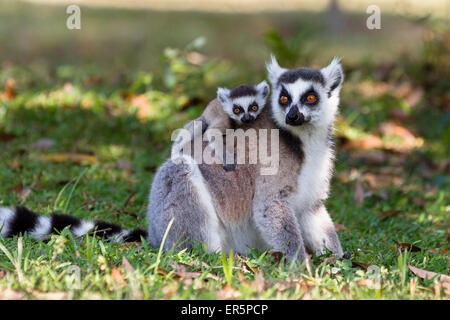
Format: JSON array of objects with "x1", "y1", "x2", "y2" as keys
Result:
[
  {"x1": 306, "y1": 94, "x2": 317, "y2": 103},
  {"x1": 250, "y1": 104, "x2": 258, "y2": 112},
  {"x1": 233, "y1": 108, "x2": 241, "y2": 114},
  {"x1": 279, "y1": 96, "x2": 288, "y2": 104}
]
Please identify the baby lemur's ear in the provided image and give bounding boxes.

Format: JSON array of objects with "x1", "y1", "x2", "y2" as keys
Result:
[
  {"x1": 256, "y1": 80, "x2": 270, "y2": 100},
  {"x1": 321, "y1": 57, "x2": 344, "y2": 96},
  {"x1": 217, "y1": 87, "x2": 231, "y2": 105}
]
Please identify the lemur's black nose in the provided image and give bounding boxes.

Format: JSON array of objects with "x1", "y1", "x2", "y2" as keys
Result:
[
  {"x1": 286, "y1": 107, "x2": 305, "y2": 126},
  {"x1": 241, "y1": 114, "x2": 254, "y2": 123}
]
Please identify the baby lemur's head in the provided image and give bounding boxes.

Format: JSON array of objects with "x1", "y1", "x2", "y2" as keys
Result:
[{"x1": 217, "y1": 81, "x2": 270, "y2": 124}]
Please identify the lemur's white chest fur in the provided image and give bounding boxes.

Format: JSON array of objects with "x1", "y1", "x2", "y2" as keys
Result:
[{"x1": 289, "y1": 126, "x2": 333, "y2": 213}]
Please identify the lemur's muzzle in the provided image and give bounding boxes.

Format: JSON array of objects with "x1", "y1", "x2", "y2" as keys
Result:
[
  {"x1": 286, "y1": 106, "x2": 307, "y2": 126},
  {"x1": 241, "y1": 114, "x2": 254, "y2": 124}
]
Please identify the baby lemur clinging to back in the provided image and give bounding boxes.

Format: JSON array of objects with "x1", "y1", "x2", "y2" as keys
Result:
[{"x1": 173, "y1": 81, "x2": 269, "y2": 170}]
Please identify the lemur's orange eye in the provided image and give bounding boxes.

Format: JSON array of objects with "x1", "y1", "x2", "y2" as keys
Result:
[
  {"x1": 233, "y1": 108, "x2": 241, "y2": 114},
  {"x1": 306, "y1": 94, "x2": 316, "y2": 103},
  {"x1": 280, "y1": 96, "x2": 288, "y2": 104},
  {"x1": 251, "y1": 105, "x2": 258, "y2": 112}
]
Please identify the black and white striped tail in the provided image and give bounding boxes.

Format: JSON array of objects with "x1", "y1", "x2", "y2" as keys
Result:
[{"x1": 0, "y1": 206, "x2": 148, "y2": 242}]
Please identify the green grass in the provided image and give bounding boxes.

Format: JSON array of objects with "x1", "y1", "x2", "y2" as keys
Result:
[{"x1": 0, "y1": 6, "x2": 449, "y2": 300}]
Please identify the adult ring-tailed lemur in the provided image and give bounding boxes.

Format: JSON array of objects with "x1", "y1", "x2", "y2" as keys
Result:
[{"x1": 0, "y1": 55, "x2": 344, "y2": 263}]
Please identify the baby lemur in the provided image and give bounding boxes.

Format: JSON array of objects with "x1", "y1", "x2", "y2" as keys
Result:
[{"x1": 173, "y1": 81, "x2": 269, "y2": 170}]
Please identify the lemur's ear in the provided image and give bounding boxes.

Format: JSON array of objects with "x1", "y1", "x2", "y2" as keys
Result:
[
  {"x1": 256, "y1": 80, "x2": 270, "y2": 100},
  {"x1": 321, "y1": 57, "x2": 344, "y2": 96},
  {"x1": 266, "y1": 55, "x2": 285, "y2": 86},
  {"x1": 217, "y1": 87, "x2": 230, "y2": 105}
]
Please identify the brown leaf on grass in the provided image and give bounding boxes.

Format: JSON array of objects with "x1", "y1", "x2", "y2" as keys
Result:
[
  {"x1": 388, "y1": 108, "x2": 411, "y2": 122},
  {"x1": 40, "y1": 153, "x2": 98, "y2": 164},
  {"x1": 0, "y1": 288, "x2": 25, "y2": 300},
  {"x1": 349, "y1": 150, "x2": 388, "y2": 164},
  {"x1": 121, "y1": 256, "x2": 135, "y2": 273},
  {"x1": 408, "y1": 265, "x2": 450, "y2": 282},
  {"x1": 254, "y1": 269, "x2": 265, "y2": 292},
  {"x1": 354, "y1": 180, "x2": 364, "y2": 205},
  {"x1": 342, "y1": 134, "x2": 383, "y2": 151},
  {"x1": 236, "y1": 255, "x2": 257, "y2": 274},
  {"x1": 0, "y1": 270, "x2": 6, "y2": 278},
  {"x1": 30, "y1": 290, "x2": 67, "y2": 300},
  {"x1": 216, "y1": 284, "x2": 241, "y2": 299},
  {"x1": 396, "y1": 242, "x2": 422, "y2": 252},
  {"x1": 380, "y1": 209, "x2": 402, "y2": 220},
  {"x1": 356, "y1": 279, "x2": 375, "y2": 287},
  {"x1": 0, "y1": 131, "x2": 17, "y2": 142},
  {"x1": 413, "y1": 198, "x2": 427, "y2": 206},
  {"x1": 334, "y1": 223, "x2": 347, "y2": 232},
  {"x1": 82, "y1": 191, "x2": 95, "y2": 211},
  {"x1": 364, "y1": 173, "x2": 403, "y2": 190},
  {"x1": 408, "y1": 265, "x2": 450, "y2": 296},
  {"x1": 7, "y1": 161, "x2": 22, "y2": 169},
  {"x1": 186, "y1": 52, "x2": 206, "y2": 65},
  {"x1": 5, "y1": 77, "x2": 16, "y2": 99},
  {"x1": 352, "y1": 261, "x2": 370, "y2": 270},
  {"x1": 186, "y1": 259, "x2": 210, "y2": 270},
  {"x1": 129, "y1": 94, "x2": 151, "y2": 120},
  {"x1": 378, "y1": 122, "x2": 424, "y2": 152},
  {"x1": 10, "y1": 184, "x2": 32, "y2": 202},
  {"x1": 157, "y1": 264, "x2": 219, "y2": 281},
  {"x1": 33, "y1": 172, "x2": 42, "y2": 190},
  {"x1": 111, "y1": 267, "x2": 125, "y2": 285}
]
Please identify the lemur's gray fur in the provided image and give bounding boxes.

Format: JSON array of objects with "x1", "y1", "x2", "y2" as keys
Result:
[{"x1": 147, "y1": 56, "x2": 344, "y2": 262}]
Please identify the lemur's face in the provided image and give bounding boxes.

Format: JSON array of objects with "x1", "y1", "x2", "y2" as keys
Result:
[
  {"x1": 266, "y1": 56, "x2": 344, "y2": 131},
  {"x1": 217, "y1": 81, "x2": 270, "y2": 124}
]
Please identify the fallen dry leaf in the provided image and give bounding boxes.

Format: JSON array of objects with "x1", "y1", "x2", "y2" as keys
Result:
[
  {"x1": 380, "y1": 209, "x2": 402, "y2": 220},
  {"x1": 216, "y1": 284, "x2": 241, "y2": 299},
  {"x1": 10, "y1": 184, "x2": 33, "y2": 202},
  {"x1": 396, "y1": 242, "x2": 422, "y2": 252},
  {"x1": 254, "y1": 269, "x2": 265, "y2": 292},
  {"x1": 121, "y1": 256, "x2": 135, "y2": 273},
  {"x1": 30, "y1": 290, "x2": 67, "y2": 300},
  {"x1": 408, "y1": 265, "x2": 450, "y2": 282},
  {"x1": 129, "y1": 94, "x2": 151, "y2": 120},
  {"x1": 5, "y1": 77, "x2": 16, "y2": 99},
  {"x1": 408, "y1": 265, "x2": 450, "y2": 296},
  {"x1": 364, "y1": 172, "x2": 403, "y2": 189},
  {"x1": 378, "y1": 121, "x2": 423, "y2": 152},
  {"x1": 352, "y1": 261, "x2": 370, "y2": 270},
  {"x1": 40, "y1": 153, "x2": 98, "y2": 164},
  {"x1": 7, "y1": 160, "x2": 22, "y2": 169},
  {"x1": 111, "y1": 267, "x2": 125, "y2": 285},
  {"x1": 354, "y1": 180, "x2": 364, "y2": 205},
  {"x1": 349, "y1": 150, "x2": 387, "y2": 164},
  {"x1": 0, "y1": 288, "x2": 25, "y2": 300},
  {"x1": 0, "y1": 131, "x2": 17, "y2": 142},
  {"x1": 342, "y1": 134, "x2": 383, "y2": 151}
]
